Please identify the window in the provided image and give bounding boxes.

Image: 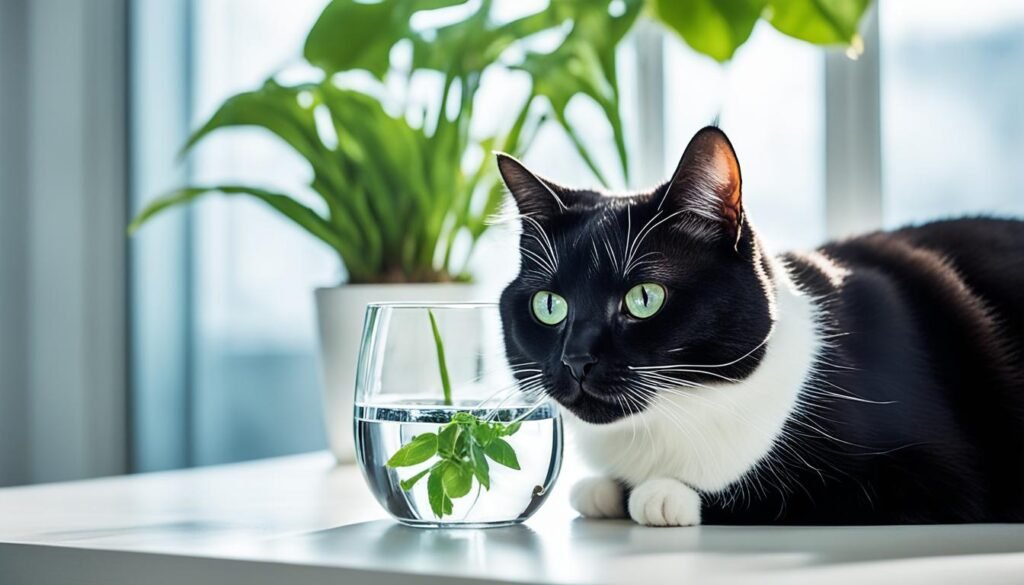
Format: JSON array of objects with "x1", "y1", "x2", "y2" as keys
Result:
[
  {"x1": 663, "y1": 22, "x2": 825, "y2": 251},
  {"x1": 880, "y1": 0, "x2": 1024, "y2": 227},
  {"x1": 188, "y1": 0, "x2": 334, "y2": 464}
]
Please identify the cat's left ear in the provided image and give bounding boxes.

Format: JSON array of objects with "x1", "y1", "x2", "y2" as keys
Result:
[
  {"x1": 660, "y1": 126, "x2": 744, "y2": 243},
  {"x1": 496, "y1": 153, "x2": 569, "y2": 220}
]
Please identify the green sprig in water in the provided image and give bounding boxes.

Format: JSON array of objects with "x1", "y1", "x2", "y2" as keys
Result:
[
  {"x1": 386, "y1": 413, "x2": 522, "y2": 518},
  {"x1": 384, "y1": 309, "x2": 523, "y2": 519}
]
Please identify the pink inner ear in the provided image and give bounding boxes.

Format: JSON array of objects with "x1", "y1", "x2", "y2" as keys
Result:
[{"x1": 710, "y1": 142, "x2": 742, "y2": 225}]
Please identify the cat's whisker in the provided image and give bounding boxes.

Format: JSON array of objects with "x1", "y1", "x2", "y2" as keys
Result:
[
  {"x1": 618, "y1": 385, "x2": 658, "y2": 458},
  {"x1": 640, "y1": 331, "x2": 774, "y2": 369},
  {"x1": 624, "y1": 382, "x2": 716, "y2": 479},
  {"x1": 624, "y1": 387, "x2": 657, "y2": 456},
  {"x1": 520, "y1": 247, "x2": 555, "y2": 276},
  {"x1": 629, "y1": 367, "x2": 741, "y2": 385},
  {"x1": 602, "y1": 237, "x2": 620, "y2": 273},
  {"x1": 622, "y1": 206, "x2": 633, "y2": 272},
  {"x1": 624, "y1": 251, "x2": 662, "y2": 276},
  {"x1": 630, "y1": 373, "x2": 827, "y2": 484},
  {"x1": 624, "y1": 209, "x2": 687, "y2": 271},
  {"x1": 624, "y1": 208, "x2": 665, "y2": 269},
  {"x1": 483, "y1": 385, "x2": 547, "y2": 423},
  {"x1": 476, "y1": 374, "x2": 542, "y2": 412},
  {"x1": 613, "y1": 394, "x2": 640, "y2": 452},
  {"x1": 505, "y1": 388, "x2": 551, "y2": 425},
  {"x1": 802, "y1": 384, "x2": 897, "y2": 406},
  {"x1": 518, "y1": 213, "x2": 559, "y2": 270},
  {"x1": 521, "y1": 231, "x2": 558, "y2": 273}
]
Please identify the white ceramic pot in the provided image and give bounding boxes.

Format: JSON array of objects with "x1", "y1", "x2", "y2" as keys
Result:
[{"x1": 315, "y1": 283, "x2": 477, "y2": 463}]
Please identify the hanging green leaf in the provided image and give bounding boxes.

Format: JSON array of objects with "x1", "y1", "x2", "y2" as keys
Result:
[
  {"x1": 767, "y1": 0, "x2": 870, "y2": 48},
  {"x1": 650, "y1": 0, "x2": 767, "y2": 63},
  {"x1": 517, "y1": 0, "x2": 642, "y2": 186}
]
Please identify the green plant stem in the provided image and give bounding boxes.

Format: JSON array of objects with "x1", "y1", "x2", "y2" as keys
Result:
[{"x1": 427, "y1": 309, "x2": 453, "y2": 406}]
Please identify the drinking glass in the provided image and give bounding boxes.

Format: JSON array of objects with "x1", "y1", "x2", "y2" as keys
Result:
[{"x1": 353, "y1": 302, "x2": 563, "y2": 528}]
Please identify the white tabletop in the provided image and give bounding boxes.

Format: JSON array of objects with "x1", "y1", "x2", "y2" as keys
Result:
[{"x1": 2, "y1": 452, "x2": 1023, "y2": 585}]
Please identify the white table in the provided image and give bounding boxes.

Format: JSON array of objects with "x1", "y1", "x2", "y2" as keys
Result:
[{"x1": 2, "y1": 453, "x2": 1023, "y2": 584}]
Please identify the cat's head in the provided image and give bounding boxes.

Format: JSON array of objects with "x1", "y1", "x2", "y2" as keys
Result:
[{"x1": 498, "y1": 127, "x2": 776, "y2": 424}]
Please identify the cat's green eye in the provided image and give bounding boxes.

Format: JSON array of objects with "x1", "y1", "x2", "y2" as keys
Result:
[
  {"x1": 532, "y1": 291, "x2": 568, "y2": 326},
  {"x1": 624, "y1": 283, "x2": 666, "y2": 319}
]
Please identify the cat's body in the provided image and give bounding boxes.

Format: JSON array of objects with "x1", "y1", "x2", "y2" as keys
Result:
[{"x1": 496, "y1": 128, "x2": 1024, "y2": 526}]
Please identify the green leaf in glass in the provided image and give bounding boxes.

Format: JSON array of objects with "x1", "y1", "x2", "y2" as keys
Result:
[
  {"x1": 442, "y1": 463, "x2": 474, "y2": 499},
  {"x1": 484, "y1": 437, "x2": 521, "y2": 470},
  {"x1": 385, "y1": 433, "x2": 439, "y2": 467}
]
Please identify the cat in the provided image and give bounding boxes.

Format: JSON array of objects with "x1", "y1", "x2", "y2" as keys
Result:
[{"x1": 496, "y1": 126, "x2": 1024, "y2": 526}]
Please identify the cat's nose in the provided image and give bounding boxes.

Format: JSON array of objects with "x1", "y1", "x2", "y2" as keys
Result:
[{"x1": 562, "y1": 354, "x2": 597, "y2": 382}]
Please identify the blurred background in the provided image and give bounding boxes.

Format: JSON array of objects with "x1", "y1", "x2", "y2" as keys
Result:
[{"x1": 1, "y1": 0, "x2": 1022, "y2": 487}]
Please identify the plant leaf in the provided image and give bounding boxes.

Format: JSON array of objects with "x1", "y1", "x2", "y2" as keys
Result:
[
  {"x1": 399, "y1": 467, "x2": 431, "y2": 491},
  {"x1": 428, "y1": 310, "x2": 453, "y2": 405},
  {"x1": 451, "y1": 412, "x2": 478, "y2": 426},
  {"x1": 470, "y1": 441, "x2": 490, "y2": 490},
  {"x1": 305, "y1": 0, "x2": 473, "y2": 77},
  {"x1": 454, "y1": 425, "x2": 470, "y2": 457},
  {"x1": 484, "y1": 437, "x2": 520, "y2": 470},
  {"x1": 128, "y1": 185, "x2": 346, "y2": 253},
  {"x1": 182, "y1": 80, "x2": 319, "y2": 157},
  {"x1": 385, "y1": 433, "x2": 438, "y2": 467},
  {"x1": 502, "y1": 421, "x2": 522, "y2": 437},
  {"x1": 767, "y1": 0, "x2": 869, "y2": 47},
  {"x1": 437, "y1": 423, "x2": 459, "y2": 456},
  {"x1": 516, "y1": 0, "x2": 642, "y2": 185},
  {"x1": 304, "y1": 0, "x2": 404, "y2": 78},
  {"x1": 442, "y1": 463, "x2": 473, "y2": 499},
  {"x1": 427, "y1": 464, "x2": 447, "y2": 518},
  {"x1": 651, "y1": 0, "x2": 768, "y2": 63},
  {"x1": 473, "y1": 423, "x2": 496, "y2": 448}
]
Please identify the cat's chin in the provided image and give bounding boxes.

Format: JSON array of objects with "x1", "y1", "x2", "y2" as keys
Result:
[{"x1": 553, "y1": 384, "x2": 632, "y2": 425}]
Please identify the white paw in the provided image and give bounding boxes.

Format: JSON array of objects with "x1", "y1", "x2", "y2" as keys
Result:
[
  {"x1": 570, "y1": 477, "x2": 627, "y2": 519},
  {"x1": 628, "y1": 478, "x2": 701, "y2": 527}
]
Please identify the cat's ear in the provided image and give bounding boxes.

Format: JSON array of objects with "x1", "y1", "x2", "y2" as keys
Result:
[
  {"x1": 496, "y1": 153, "x2": 568, "y2": 220},
  {"x1": 659, "y1": 126, "x2": 744, "y2": 241}
]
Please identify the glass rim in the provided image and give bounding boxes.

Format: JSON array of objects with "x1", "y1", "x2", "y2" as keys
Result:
[{"x1": 365, "y1": 301, "x2": 498, "y2": 310}]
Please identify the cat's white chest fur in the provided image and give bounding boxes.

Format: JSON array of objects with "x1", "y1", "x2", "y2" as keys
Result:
[{"x1": 565, "y1": 265, "x2": 821, "y2": 495}]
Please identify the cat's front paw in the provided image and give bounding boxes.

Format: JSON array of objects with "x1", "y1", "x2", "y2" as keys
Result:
[
  {"x1": 570, "y1": 477, "x2": 627, "y2": 519},
  {"x1": 628, "y1": 478, "x2": 701, "y2": 527}
]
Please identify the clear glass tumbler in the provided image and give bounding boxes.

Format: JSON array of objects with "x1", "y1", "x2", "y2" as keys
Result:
[{"x1": 353, "y1": 302, "x2": 563, "y2": 528}]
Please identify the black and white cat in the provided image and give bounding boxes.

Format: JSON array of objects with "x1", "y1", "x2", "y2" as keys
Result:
[{"x1": 497, "y1": 127, "x2": 1024, "y2": 526}]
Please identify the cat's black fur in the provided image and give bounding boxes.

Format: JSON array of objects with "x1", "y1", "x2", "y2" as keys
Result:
[{"x1": 498, "y1": 126, "x2": 1024, "y2": 524}]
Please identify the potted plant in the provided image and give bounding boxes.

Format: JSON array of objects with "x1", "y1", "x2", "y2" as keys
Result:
[
  {"x1": 129, "y1": 0, "x2": 642, "y2": 463},
  {"x1": 129, "y1": 0, "x2": 870, "y2": 463}
]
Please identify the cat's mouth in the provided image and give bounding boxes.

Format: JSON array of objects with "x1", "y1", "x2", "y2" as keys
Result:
[
  {"x1": 578, "y1": 381, "x2": 621, "y2": 404},
  {"x1": 543, "y1": 378, "x2": 634, "y2": 424},
  {"x1": 547, "y1": 378, "x2": 616, "y2": 405}
]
